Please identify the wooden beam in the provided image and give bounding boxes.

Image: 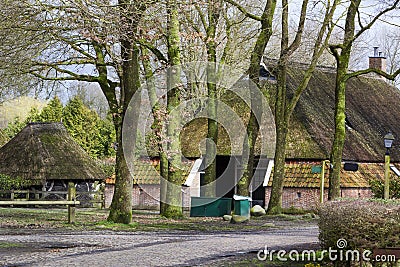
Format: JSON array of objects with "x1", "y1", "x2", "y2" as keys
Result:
[
  {"x1": 68, "y1": 182, "x2": 76, "y2": 224},
  {"x1": 0, "y1": 200, "x2": 80, "y2": 205}
]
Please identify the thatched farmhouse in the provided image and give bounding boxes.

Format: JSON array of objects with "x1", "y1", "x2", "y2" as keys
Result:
[
  {"x1": 176, "y1": 54, "x2": 400, "y2": 209},
  {"x1": 0, "y1": 122, "x2": 106, "y2": 204},
  {"x1": 262, "y1": 54, "x2": 400, "y2": 209},
  {"x1": 105, "y1": 53, "x2": 400, "y2": 211}
]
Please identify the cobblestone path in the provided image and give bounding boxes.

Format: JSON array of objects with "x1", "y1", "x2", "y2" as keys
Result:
[{"x1": 0, "y1": 226, "x2": 318, "y2": 266}]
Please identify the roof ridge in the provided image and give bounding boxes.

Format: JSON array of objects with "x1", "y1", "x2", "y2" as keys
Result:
[{"x1": 263, "y1": 57, "x2": 337, "y2": 72}]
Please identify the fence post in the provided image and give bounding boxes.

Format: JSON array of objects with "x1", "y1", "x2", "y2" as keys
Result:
[{"x1": 68, "y1": 182, "x2": 76, "y2": 224}]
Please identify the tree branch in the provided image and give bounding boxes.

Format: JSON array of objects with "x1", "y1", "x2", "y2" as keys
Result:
[
  {"x1": 285, "y1": 0, "x2": 309, "y2": 57},
  {"x1": 195, "y1": 3, "x2": 208, "y2": 30},
  {"x1": 224, "y1": 0, "x2": 262, "y2": 21},
  {"x1": 29, "y1": 70, "x2": 99, "y2": 83},
  {"x1": 137, "y1": 38, "x2": 168, "y2": 63},
  {"x1": 353, "y1": 0, "x2": 400, "y2": 41},
  {"x1": 345, "y1": 67, "x2": 400, "y2": 81},
  {"x1": 288, "y1": 0, "x2": 340, "y2": 115}
]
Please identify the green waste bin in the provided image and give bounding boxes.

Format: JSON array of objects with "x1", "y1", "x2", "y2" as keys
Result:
[
  {"x1": 233, "y1": 195, "x2": 251, "y2": 217},
  {"x1": 190, "y1": 197, "x2": 232, "y2": 217}
]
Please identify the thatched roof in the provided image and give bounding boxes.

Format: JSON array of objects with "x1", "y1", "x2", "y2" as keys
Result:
[
  {"x1": 106, "y1": 158, "x2": 195, "y2": 185},
  {"x1": 0, "y1": 122, "x2": 106, "y2": 182},
  {"x1": 146, "y1": 60, "x2": 400, "y2": 162},
  {"x1": 178, "y1": 81, "x2": 276, "y2": 158},
  {"x1": 266, "y1": 61, "x2": 400, "y2": 162}
]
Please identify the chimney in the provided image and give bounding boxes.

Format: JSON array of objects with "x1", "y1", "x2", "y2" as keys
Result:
[{"x1": 369, "y1": 47, "x2": 386, "y2": 72}]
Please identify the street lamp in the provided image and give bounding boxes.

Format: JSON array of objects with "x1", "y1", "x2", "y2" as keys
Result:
[{"x1": 384, "y1": 131, "x2": 394, "y2": 199}]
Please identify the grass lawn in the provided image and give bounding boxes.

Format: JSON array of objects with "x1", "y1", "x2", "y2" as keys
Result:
[{"x1": 0, "y1": 207, "x2": 317, "y2": 232}]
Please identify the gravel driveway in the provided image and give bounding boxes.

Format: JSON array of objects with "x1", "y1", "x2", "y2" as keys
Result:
[{"x1": 0, "y1": 225, "x2": 318, "y2": 267}]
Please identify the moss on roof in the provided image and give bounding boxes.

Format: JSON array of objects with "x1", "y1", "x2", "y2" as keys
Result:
[
  {"x1": 267, "y1": 161, "x2": 387, "y2": 188},
  {"x1": 146, "y1": 60, "x2": 400, "y2": 162},
  {"x1": 275, "y1": 62, "x2": 400, "y2": 162},
  {"x1": 178, "y1": 84, "x2": 276, "y2": 158},
  {"x1": 0, "y1": 122, "x2": 106, "y2": 182}
]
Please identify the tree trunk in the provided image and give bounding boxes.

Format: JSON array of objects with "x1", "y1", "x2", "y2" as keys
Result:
[
  {"x1": 267, "y1": 63, "x2": 287, "y2": 214},
  {"x1": 108, "y1": 1, "x2": 142, "y2": 223},
  {"x1": 203, "y1": 1, "x2": 221, "y2": 197},
  {"x1": 162, "y1": 0, "x2": 183, "y2": 218},
  {"x1": 159, "y1": 153, "x2": 168, "y2": 213},
  {"x1": 328, "y1": 0, "x2": 359, "y2": 200},
  {"x1": 237, "y1": 0, "x2": 276, "y2": 196},
  {"x1": 108, "y1": 124, "x2": 133, "y2": 223},
  {"x1": 328, "y1": 59, "x2": 349, "y2": 200}
]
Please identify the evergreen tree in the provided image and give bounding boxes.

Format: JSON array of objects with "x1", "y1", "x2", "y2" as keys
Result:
[
  {"x1": 25, "y1": 107, "x2": 41, "y2": 123},
  {"x1": 3, "y1": 95, "x2": 116, "y2": 159},
  {"x1": 39, "y1": 96, "x2": 63, "y2": 122},
  {"x1": 96, "y1": 113, "x2": 116, "y2": 158},
  {"x1": 63, "y1": 96, "x2": 101, "y2": 157}
]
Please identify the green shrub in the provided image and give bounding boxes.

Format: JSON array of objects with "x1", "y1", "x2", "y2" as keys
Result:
[
  {"x1": 0, "y1": 174, "x2": 31, "y2": 190},
  {"x1": 369, "y1": 175, "x2": 400, "y2": 199},
  {"x1": 100, "y1": 161, "x2": 115, "y2": 177},
  {"x1": 318, "y1": 200, "x2": 400, "y2": 252}
]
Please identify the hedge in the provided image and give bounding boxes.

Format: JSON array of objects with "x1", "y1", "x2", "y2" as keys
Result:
[{"x1": 319, "y1": 200, "x2": 400, "y2": 251}]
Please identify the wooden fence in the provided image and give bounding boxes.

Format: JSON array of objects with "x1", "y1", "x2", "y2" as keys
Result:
[
  {"x1": 0, "y1": 188, "x2": 105, "y2": 208},
  {"x1": 0, "y1": 182, "x2": 85, "y2": 223}
]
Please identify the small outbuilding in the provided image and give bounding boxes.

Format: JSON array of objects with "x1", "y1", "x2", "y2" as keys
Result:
[{"x1": 0, "y1": 122, "x2": 106, "y2": 204}]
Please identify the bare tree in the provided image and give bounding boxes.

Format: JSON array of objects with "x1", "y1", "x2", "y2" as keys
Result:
[
  {"x1": 328, "y1": 0, "x2": 400, "y2": 200},
  {"x1": 377, "y1": 27, "x2": 400, "y2": 88},
  {"x1": 225, "y1": 0, "x2": 277, "y2": 197},
  {"x1": 0, "y1": 0, "x2": 152, "y2": 223},
  {"x1": 266, "y1": 0, "x2": 339, "y2": 213},
  {"x1": 226, "y1": 0, "x2": 338, "y2": 215}
]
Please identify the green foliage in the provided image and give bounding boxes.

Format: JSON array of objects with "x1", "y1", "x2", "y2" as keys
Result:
[
  {"x1": 3, "y1": 116, "x2": 25, "y2": 139},
  {"x1": 100, "y1": 160, "x2": 115, "y2": 177},
  {"x1": 63, "y1": 96, "x2": 116, "y2": 158},
  {"x1": 25, "y1": 107, "x2": 41, "y2": 122},
  {"x1": 63, "y1": 96, "x2": 101, "y2": 156},
  {"x1": 0, "y1": 174, "x2": 31, "y2": 190},
  {"x1": 369, "y1": 175, "x2": 400, "y2": 199},
  {"x1": 96, "y1": 114, "x2": 116, "y2": 158},
  {"x1": 281, "y1": 206, "x2": 310, "y2": 215},
  {"x1": 318, "y1": 200, "x2": 400, "y2": 258},
  {"x1": 39, "y1": 96, "x2": 63, "y2": 122},
  {"x1": 2, "y1": 95, "x2": 116, "y2": 159}
]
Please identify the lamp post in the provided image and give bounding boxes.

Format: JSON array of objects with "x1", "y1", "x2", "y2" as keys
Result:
[{"x1": 384, "y1": 132, "x2": 394, "y2": 200}]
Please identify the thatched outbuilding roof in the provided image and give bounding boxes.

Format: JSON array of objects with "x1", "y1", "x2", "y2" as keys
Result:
[{"x1": 0, "y1": 122, "x2": 106, "y2": 183}]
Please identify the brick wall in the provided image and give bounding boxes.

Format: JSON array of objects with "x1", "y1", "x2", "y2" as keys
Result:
[
  {"x1": 105, "y1": 184, "x2": 192, "y2": 210},
  {"x1": 104, "y1": 184, "x2": 160, "y2": 210},
  {"x1": 104, "y1": 184, "x2": 114, "y2": 208},
  {"x1": 264, "y1": 187, "x2": 373, "y2": 210},
  {"x1": 133, "y1": 184, "x2": 160, "y2": 210}
]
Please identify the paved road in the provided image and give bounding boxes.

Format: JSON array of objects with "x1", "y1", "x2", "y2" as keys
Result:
[{"x1": 0, "y1": 226, "x2": 318, "y2": 266}]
